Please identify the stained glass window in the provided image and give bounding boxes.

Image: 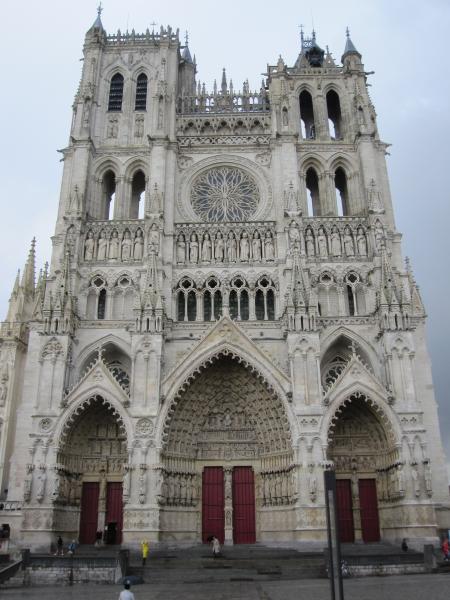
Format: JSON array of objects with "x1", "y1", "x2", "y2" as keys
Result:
[{"x1": 190, "y1": 167, "x2": 259, "y2": 222}]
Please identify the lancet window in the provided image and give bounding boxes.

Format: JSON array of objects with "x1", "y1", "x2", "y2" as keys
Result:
[
  {"x1": 299, "y1": 90, "x2": 315, "y2": 139},
  {"x1": 203, "y1": 277, "x2": 222, "y2": 321},
  {"x1": 229, "y1": 277, "x2": 250, "y2": 321},
  {"x1": 335, "y1": 167, "x2": 350, "y2": 216},
  {"x1": 305, "y1": 167, "x2": 321, "y2": 216},
  {"x1": 86, "y1": 276, "x2": 108, "y2": 320},
  {"x1": 102, "y1": 170, "x2": 116, "y2": 220},
  {"x1": 112, "y1": 276, "x2": 135, "y2": 320},
  {"x1": 130, "y1": 170, "x2": 146, "y2": 219},
  {"x1": 108, "y1": 73, "x2": 124, "y2": 112},
  {"x1": 255, "y1": 276, "x2": 276, "y2": 320},
  {"x1": 176, "y1": 278, "x2": 197, "y2": 322},
  {"x1": 135, "y1": 73, "x2": 148, "y2": 111},
  {"x1": 326, "y1": 90, "x2": 343, "y2": 140},
  {"x1": 344, "y1": 272, "x2": 366, "y2": 316},
  {"x1": 174, "y1": 275, "x2": 277, "y2": 322}
]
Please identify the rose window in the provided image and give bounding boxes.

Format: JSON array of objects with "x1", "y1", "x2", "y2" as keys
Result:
[{"x1": 190, "y1": 167, "x2": 260, "y2": 222}]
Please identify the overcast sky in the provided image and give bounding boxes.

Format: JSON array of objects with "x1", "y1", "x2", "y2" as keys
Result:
[{"x1": 0, "y1": 1, "x2": 449, "y2": 469}]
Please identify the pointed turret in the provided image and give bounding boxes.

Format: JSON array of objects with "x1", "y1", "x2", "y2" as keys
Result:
[
  {"x1": 21, "y1": 238, "x2": 36, "y2": 296},
  {"x1": 5, "y1": 271, "x2": 20, "y2": 323},
  {"x1": 178, "y1": 31, "x2": 196, "y2": 96},
  {"x1": 85, "y1": 3, "x2": 106, "y2": 44},
  {"x1": 221, "y1": 68, "x2": 228, "y2": 94},
  {"x1": 181, "y1": 31, "x2": 193, "y2": 64},
  {"x1": 342, "y1": 28, "x2": 363, "y2": 70}
]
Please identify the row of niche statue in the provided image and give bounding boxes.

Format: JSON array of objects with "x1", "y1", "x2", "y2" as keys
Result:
[
  {"x1": 260, "y1": 470, "x2": 297, "y2": 506},
  {"x1": 176, "y1": 230, "x2": 276, "y2": 264},
  {"x1": 290, "y1": 224, "x2": 369, "y2": 258},
  {"x1": 156, "y1": 471, "x2": 199, "y2": 507},
  {"x1": 84, "y1": 224, "x2": 160, "y2": 261}
]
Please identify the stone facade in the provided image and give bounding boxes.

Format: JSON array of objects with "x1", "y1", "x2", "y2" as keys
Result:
[{"x1": 0, "y1": 14, "x2": 448, "y2": 550}]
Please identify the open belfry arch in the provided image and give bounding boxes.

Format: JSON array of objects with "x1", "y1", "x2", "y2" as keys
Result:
[{"x1": 0, "y1": 11, "x2": 448, "y2": 550}]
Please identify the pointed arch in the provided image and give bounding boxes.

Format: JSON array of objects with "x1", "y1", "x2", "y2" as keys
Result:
[
  {"x1": 76, "y1": 334, "x2": 131, "y2": 375},
  {"x1": 320, "y1": 326, "x2": 379, "y2": 376}
]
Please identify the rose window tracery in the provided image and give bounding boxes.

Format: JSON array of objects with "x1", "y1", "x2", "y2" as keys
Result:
[{"x1": 190, "y1": 167, "x2": 260, "y2": 222}]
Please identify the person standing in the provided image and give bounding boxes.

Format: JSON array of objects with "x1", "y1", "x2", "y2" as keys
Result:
[
  {"x1": 55, "y1": 535, "x2": 64, "y2": 556},
  {"x1": 441, "y1": 537, "x2": 449, "y2": 561},
  {"x1": 119, "y1": 582, "x2": 135, "y2": 600},
  {"x1": 211, "y1": 535, "x2": 221, "y2": 558},
  {"x1": 141, "y1": 539, "x2": 149, "y2": 566}
]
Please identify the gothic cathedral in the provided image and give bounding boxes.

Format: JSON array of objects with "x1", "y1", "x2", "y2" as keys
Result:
[{"x1": 1, "y1": 12, "x2": 448, "y2": 550}]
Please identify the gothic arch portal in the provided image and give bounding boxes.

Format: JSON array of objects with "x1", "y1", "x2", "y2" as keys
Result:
[
  {"x1": 53, "y1": 394, "x2": 129, "y2": 544},
  {"x1": 157, "y1": 352, "x2": 296, "y2": 543}
]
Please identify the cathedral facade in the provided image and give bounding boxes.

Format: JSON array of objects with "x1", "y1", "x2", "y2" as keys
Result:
[{"x1": 0, "y1": 12, "x2": 448, "y2": 550}]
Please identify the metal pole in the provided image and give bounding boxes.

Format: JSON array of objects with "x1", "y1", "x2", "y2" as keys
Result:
[{"x1": 324, "y1": 469, "x2": 344, "y2": 600}]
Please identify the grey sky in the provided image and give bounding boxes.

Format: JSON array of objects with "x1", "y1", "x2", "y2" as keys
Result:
[{"x1": 0, "y1": 1, "x2": 449, "y2": 467}]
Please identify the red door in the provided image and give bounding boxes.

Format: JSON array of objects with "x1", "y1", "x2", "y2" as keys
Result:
[
  {"x1": 232, "y1": 467, "x2": 256, "y2": 544},
  {"x1": 359, "y1": 479, "x2": 380, "y2": 542},
  {"x1": 79, "y1": 482, "x2": 99, "y2": 544},
  {"x1": 202, "y1": 467, "x2": 224, "y2": 543},
  {"x1": 336, "y1": 479, "x2": 354, "y2": 543},
  {"x1": 106, "y1": 482, "x2": 123, "y2": 544}
]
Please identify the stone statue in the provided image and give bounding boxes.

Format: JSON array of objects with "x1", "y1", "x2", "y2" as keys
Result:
[
  {"x1": 0, "y1": 364, "x2": 8, "y2": 407},
  {"x1": 330, "y1": 227, "x2": 341, "y2": 257},
  {"x1": 108, "y1": 230, "x2": 120, "y2": 259},
  {"x1": 252, "y1": 231, "x2": 262, "y2": 261},
  {"x1": 215, "y1": 232, "x2": 224, "y2": 262},
  {"x1": 149, "y1": 223, "x2": 160, "y2": 253},
  {"x1": 23, "y1": 464, "x2": 34, "y2": 502},
  {"x1": 305, "y1": 229, "x2": 315, "y2": 256},
  {"x1": 424, "y1": 461, "x2": 433, "y2": 496},
  {"x1": 343, "y1": 227, "x2": 354, "y2": 257},
  {"x1": 240, "y1": 232, "x2": 250, "y2": 261},
  {"x1": 317, "y1": 228, "x2": 328, "y2": 257},
  {"x1": 374, "y1": 222, "x2": 385, "y2": 251},
  {"x1": 367, "y1": 179, "x2": 384, "y2": 213},
  {"x1": 201, "y1": 233, "x2": 212, "y2": 262},
  {"x1": 284, "y1": 183, "x2": 298, "y2": 213},
  {"x1": 36, "y1": 466, "x2": 47, "y2": 502},
  {"x1": 356, "y1": 227, "x2": 367, "y2": 256},
  {"x1": 97, "y1": 230, "x2": 108, "y2": 260},
  {"x1": 411, "y1": 464, "x2": 420, "y2": 497},
  {"x1": 227, "y1": 232, "x2": 237, "y2": 262},
  {"x1": 396, "y1": 463, "x2": 405, "y2": 494},
  {"x1": 288, "y1": 221, "x2": 300, "y2": 250},
  {"x1": 123, "y1": 464, "x2": 131, "y2": 503},
  {"x1": 282, "y1": 107, "x2": 289, "y2": 126},
  {"x1": 176, "y1": 234, "x2": 186, "y2": 263},
  {"x1": 189, "y1": 233, "x2": 199, "y2": 263},
  {"x1": 121, "y1": 230, "x2": 132, "y2": 260},
  {"x1": 139, "y1": 467, "x2": 147, "y2": 504},
  {"x1": 308, "y1": 464, "x2": 317, "y2": 502},
  {"x1": 133, "y1": 229, "x2": 144, "y2": 260},
  {"x1": 84, "y1": 231, "x2": 95, "y2": 260},
  {"x1": 264, "y1": 230, "x2": 275, "y2": 261}
]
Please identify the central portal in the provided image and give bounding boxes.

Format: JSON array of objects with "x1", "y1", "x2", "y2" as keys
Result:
[
  {"x1": 202, "y1": 466, "x2": 256, "y2": 544},
  {"x1": 161, "y1": 353, "x2": 294, "y2": 543}
]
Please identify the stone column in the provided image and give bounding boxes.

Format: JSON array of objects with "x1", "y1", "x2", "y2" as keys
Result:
[{"x1": 224, "y1": 467, "x2": 233, "y2": 545}]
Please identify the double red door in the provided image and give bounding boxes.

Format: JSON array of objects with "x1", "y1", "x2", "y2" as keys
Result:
[
  {"x1": 79, "y1": 481, "x2": 123, "y2": 544},
  {"x1": 202, "y1": 466, "x2": 256, "y2": 544},
  {"x1": 336, "y1": 478, "x2": 380, "y2": 543}
]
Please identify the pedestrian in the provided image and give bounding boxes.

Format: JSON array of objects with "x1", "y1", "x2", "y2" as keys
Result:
[
  {"x1": 401, "y1": 538, "x2": 408, "y2": 552},
  {"x1": 441, "y1": 537, "x2": 449, "y2": 561},
  {"x1": 210, "y1": 535, "x2": 221, "y2": 558},
  {"x1": 68, "y1": 539, "x2": 77, "y2": 555},
  {"x1": 119, "y1": 581, "x2": 135, "y2": 600},
  {"x1": 55, "y1": 535, "x2": 63, "y2": 556},
  {"x1": 141, "y1": 539, "x2": 149, "y2": 566}
]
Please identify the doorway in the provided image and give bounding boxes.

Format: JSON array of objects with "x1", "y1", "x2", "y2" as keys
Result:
[{"x1": 232, "y1": 467, "x2": 256, "y2": 544}]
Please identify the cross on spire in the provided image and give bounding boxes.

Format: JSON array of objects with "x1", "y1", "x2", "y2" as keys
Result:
[
  {"x1": 150, "y1": 21, "x2": 157, "y2": 33},
  {"x1": 346, "y1": 26, "x2": 350, "y2": 38},
  {"x1": 97, "y1": 2, "x2": 103, "y2": 17},
  {"x1": 185, "y1": 30, "x2": 189, "y2": 45}
]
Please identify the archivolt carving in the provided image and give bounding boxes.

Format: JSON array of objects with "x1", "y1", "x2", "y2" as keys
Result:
[{"x1": 162, "y1": 355, "x2": 292, "y2": 460}]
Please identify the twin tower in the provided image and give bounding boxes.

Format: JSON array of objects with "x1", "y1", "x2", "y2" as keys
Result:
[{"x1": 0, "y1": 11, "x2": 448, "y2": 549}]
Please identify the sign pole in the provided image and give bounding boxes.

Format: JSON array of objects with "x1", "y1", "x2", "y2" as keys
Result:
[{"x1": 324, "y1": 469, "x2": 344, "y2": 600}]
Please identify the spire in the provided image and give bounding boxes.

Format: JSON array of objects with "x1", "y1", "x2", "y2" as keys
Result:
[
  {"x1": 181, "y1": 31, "x2": 193, "y2": 64},
  {"x1": 221, "y1": 68, "x2": 228, "y2": 94},
  {"x1": 21, "y1": 238, "x2": 36, "y2": 295},
  {"x1": 5, "y1": 270, "x2": 20, "y2": 322},
  {"x1": 93, "y1": 3, "x2": 104, "y2": 30},
  {"x1": 342, "y1": 27, "x2": 362, "y2": 63}
]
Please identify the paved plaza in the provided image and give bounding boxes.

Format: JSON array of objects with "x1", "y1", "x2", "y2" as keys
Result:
[{"x1": 1, "y1": 574, "x2": 449, "y2": 600}]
